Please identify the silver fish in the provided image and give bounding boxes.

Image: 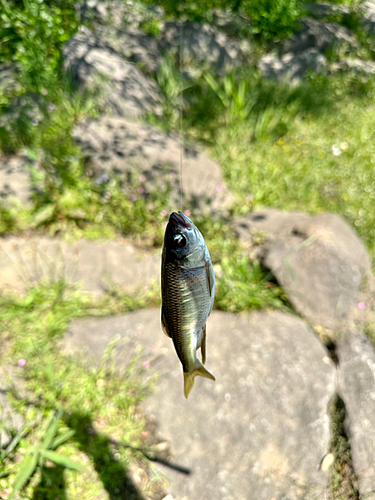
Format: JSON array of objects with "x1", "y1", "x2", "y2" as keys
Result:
[{"x1": 161, "y1": 211, "x2": 215, "y2": 398}]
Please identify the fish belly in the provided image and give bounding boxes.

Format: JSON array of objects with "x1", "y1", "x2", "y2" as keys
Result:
[{"x1": 162, "y1": 262, "x2": 211, "y2": 372}]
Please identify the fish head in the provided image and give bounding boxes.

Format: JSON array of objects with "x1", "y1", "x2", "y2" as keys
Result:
[{"x1": 163, "y1": 211, "x2": 205, "y2": 264}]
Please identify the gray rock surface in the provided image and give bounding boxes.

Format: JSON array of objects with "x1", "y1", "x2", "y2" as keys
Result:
[
  {"x1": 258, "y1": 48, "x2": 328, "y2": 83},
  {"x1": 362, "y1": 0, "x2": 375, "y2": 33},
  {"x1": 0, "y1": 237, "x2": 159, "y2": 295},
  {"x1": 283, "y1": 17, "x2": 358, "y2": 54},
  {"x1": 62, "y1": 27, "x2": 163, "y2": 118},
  {"x1": 64, "y1": 308, "x2": 335, "y2": 500},
  {"x1": 337, "y1": 330, "x2": 375, "y2": 499},
  {"x1": 331, "y1": 57, "x2": 375, "y2": 76},
  {"x1": 0, "y1": 93, "x2": 50, "y2": 139},
  {"x1": 73, "y1": 116, "x2": 232, "y2": 212},
  {"x1": 95, "y1": 25, "x2": 162, "y2": 73},
  {"x1": 235, "y1": 210, "x2": 371, "y2": 331},
  {"x1": 0, "y1": 63, "x2": 22, "y2": 96},
  {"x1": 303, "y1": 2, "x2": 351, "y2": 18},
  {"x1": 211, "y1": 9, "x2": 253, "y2": 38},
  {"x1": 0, "y1": 154, "x2": 40, "y2": 205},
  {"x1": 160, "y1": 21, "x2": 251, "y2": 76},
  {"x1": 75, "y1": 0, "x2": 164, "y2": 29}
]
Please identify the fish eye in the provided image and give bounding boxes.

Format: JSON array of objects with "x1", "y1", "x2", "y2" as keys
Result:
[{"x1": 174, "y1": 234, "x2": 186, "y2": 247}]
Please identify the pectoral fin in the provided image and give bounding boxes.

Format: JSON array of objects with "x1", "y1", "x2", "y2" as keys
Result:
[
  {"x1": 161, "y1": 307, "x2": 171, "y2": 338},
  {"x1": 200, "y1": 326, "x2": 206, "y2": 365}
]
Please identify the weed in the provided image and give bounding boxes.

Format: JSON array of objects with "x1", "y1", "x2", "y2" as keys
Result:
[{"x1": 0, "y1": 282, "x2": 160, "y2": 498}]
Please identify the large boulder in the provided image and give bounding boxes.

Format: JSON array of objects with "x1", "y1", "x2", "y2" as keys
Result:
[
  {"x1": 259, "y1": 17, "x2": 358, "y2": 82},
  {"x1": 283, "y1": 17, "x2": 358, "y2": 54},
  {"x1": 258, "y1": 48, "x2": 328, "y2": 83},
  {"x1": 160, "y1": 21, "x2": 252, "y2": 76},
  {"x1": 234, "y1": 210, "x2": 372, "y2": 332},
  {"x1": 337, "y1": 330, "x2": 375, "y2": 499},
  {"x1": 72, "y1": 116, "x2": 232, "y2": 213},
  {"x1": 62, "y1": 27, "x2": 163, "y2": 118},
  {"x1": 64, "y1": 309, "x2": 335, "y2": 500},
  {"x1": 94, "y1": 25, "x2": 162, "y2": 73},
  {"x1": 0, "y1": 237, "x2": 159, "y2": 295},
  {"x1": 75, "y1": 0, "x2": 164, "y2": 29}
]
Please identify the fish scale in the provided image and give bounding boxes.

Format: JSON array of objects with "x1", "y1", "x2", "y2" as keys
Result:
[{"x1": 163, "y1": 263, "x2": 210, "y2": 371}]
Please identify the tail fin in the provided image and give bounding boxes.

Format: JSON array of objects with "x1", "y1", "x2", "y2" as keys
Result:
[{"x1": 183, "y1": 360, "x2": 215, "y2": 398}]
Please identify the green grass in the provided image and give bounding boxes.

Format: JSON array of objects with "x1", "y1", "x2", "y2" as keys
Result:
[
  {"x1": 154, "y1": 68, "x2": 375, "y2": 260},
  {"x1": 329, "y1": 395, "x2": 359, "y2": 500},
  {"x1": 0, "y1": 282, "x2": 161, "y2": 499}
]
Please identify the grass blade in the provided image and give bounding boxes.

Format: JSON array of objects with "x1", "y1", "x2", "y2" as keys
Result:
[
  {"x1": 9, "y1": 452, "x2": 39, "y2": 499},
  {"x1": 51, "y1": 430, "x2": 76, "y2": 450},
  {"x1": 42, "y1": 450, "x2": 85, "y2": 471},
  {"x1": 42, "y1": 409, "x2": 63, "y2": 450}
]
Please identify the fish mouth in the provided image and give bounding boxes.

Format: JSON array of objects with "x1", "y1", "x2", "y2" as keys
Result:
[{"x1": 169, "y1": 211, "x2": 192, "y2": 229}]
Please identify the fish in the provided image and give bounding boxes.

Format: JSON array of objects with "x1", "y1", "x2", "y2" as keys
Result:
[{"x1": 161, "y1": 211, "x2": 215, "y2": 398}]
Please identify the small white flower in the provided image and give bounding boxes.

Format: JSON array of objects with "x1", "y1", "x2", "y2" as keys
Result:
[{"x1": 332, "y1": 145, "x2": 342, "y2": 156}]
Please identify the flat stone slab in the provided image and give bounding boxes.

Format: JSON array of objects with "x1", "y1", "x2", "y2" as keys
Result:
[
  {"x1": 73, "y1": 117, "x2": 232, "y2": 212},
  {"x1": 0, "y1": 237, "x2": 159, "y2": 295},
  {"x1": 64, "y1": 309, "x2": 335, "y2": 500},
  {"x1": 337, "y1": 330, "x2": 375, "y2": 499},
  {"x1": 235, "y1": 210, "x2": 372, "y2": 332}
]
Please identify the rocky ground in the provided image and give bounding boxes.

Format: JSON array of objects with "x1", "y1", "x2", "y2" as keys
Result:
[{"x1": 2, "y1": 1, "x2": 375, "y2": 499}]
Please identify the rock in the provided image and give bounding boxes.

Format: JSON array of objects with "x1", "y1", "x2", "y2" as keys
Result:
[
  {"x1": 75, "y1": 0, "x2": 164, "y2": 29},
  {"x1": 0, "y1": 367, "x2": 25, "y2": 449},
  {"x1": 362, "y1": 0, "x2": 375, "y2": 33},
  {"x1": 72, "y1": 116, "x2": 232, "y2": 213},
  {"x1": 283, "y1": 17, "x2": 358, "y2": 54},
  {"x1": 161, "y1": 495, "x2": 175, "y2": 500},
  {"x1": 0, "y1": 236, "x2": 159, "y2": 295},
  {"x1": 160, "y1": 21, "x2": 251, "y2": 76},
  {"x1": 337, "y1": 330, "x2": 375, "y2": 498},
  {"x1": 0, "y1": 63, "x2": 22, "y2": 96},
  {"x1": 95, "y1": 25, "x2": 162, "y2": 73},
  {"x1": 62, "y1": 27, "x2": 163, "y2": 118},
  {"x1": 303, "y1": 2, "x2": 351, "y2": 19},
  {"x1": 234, "y1": 209, "x2": 311, "y2": 244},
  {"x1": 330, "y1": 57, "x2": 375, "y2": 77},
  {"x1": 258, "y1": 48, "x2": 328, "y2": 83},
  {"x1": 64, "y1": 309, "x2": 335, "y2": 500},
  {"x1": 0, "y1": 93, "x2": 50, "y2": 151},
  {"x1": 211, "y1": 9, "x2": 253, "y2": 38},
  {"x1": 235, "y1": 210, "x2": 372, "y2": 331},
  {"x1": 0, "y1": 154, "x2": 40, "y2": 206}
]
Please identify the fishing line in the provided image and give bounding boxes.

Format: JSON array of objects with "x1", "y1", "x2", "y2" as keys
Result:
[{"x1": 179, "y1": 19, "x2": 184, "y2": 210}]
